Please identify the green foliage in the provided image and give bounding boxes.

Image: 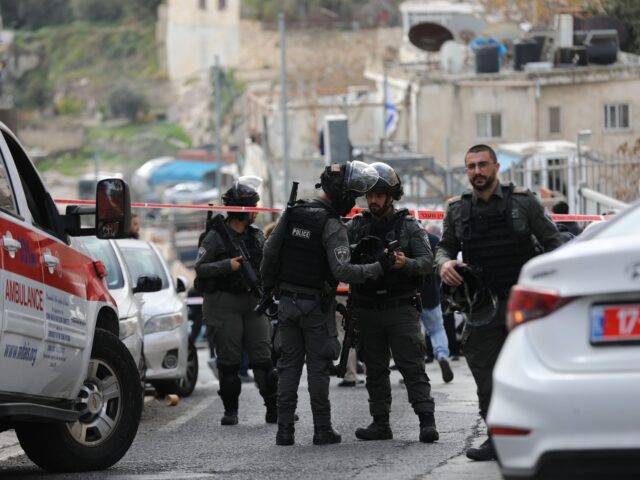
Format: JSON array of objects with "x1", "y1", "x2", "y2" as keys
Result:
[
  {"x1": 601, "y1": 0, "x2": 640, "y2": 54},
  {"x1": 70, "y1": 0, "x2": 125, "y2": 22},
  {"x1": 108, "y1": 87, "x2": 149, "y2": 121},
  {"x1": 15, "y1": 70, "x2": 53, "y2": 110},
  {"x1": 0, "y1": 0, "x2": 73, "y2": 30},
  {"x1": 55, "y1": 96, "x2": 84, "y2": 115}
]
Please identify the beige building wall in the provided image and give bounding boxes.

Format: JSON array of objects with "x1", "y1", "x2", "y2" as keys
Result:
[{"x1": 166, "y1": 0, "x2": 241, "y2": 81}]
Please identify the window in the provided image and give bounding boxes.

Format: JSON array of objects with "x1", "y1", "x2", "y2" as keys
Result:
[
  {"x1": 549, "y1": 107, "x2": 561, "y2": 134},
  {"x1": 218, "y1": 0, "x2": 226, "y2": 10},
  {"x1": 119, "y1": 245, "x2": 169, "y2": 289},
  {"x1": 475, "y1": 112, "x2": 502, "y2": 139},
  {"x1": 0, "y1": 157, "x2": 17, "y2": 215},
  {"x1": 604, "y1": 103, "x2": 630, "y2": 131},
  {"x1": 78, "y1": 238, "x2": 125, "y2": 290},
  {"x1": 198, "y1": 0, "x2": 207, "y2": 10}
]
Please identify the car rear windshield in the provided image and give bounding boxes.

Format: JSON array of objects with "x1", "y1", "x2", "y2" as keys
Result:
[
  {"x1": 593, "y1": 205, "x2": 640, "y2": 239},
  {"x1": 79, "y1": 238, "x2": 124, "y2": 290},
  {"x1": 119, "y1": 245, "x2": 169, "y2": 289}
]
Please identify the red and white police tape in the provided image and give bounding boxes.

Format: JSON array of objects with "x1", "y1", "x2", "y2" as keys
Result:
[{"x1": 53, "y1": 199, "x2": 610, "y2": 222}]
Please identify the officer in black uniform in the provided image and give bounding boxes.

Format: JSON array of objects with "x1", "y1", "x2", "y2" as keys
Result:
[
  {"x1": 261, "y1": 161, "x2": 394, "y2": 446},
  {"x1": 436, "y1": 144, "x2": 562, "y2": 461},
  {"x1": 346, "y1": 162, "x2": 438, "y2": 444},
  {"x1": 195, "y1": 176, "x2": 277, "y2": 426}
]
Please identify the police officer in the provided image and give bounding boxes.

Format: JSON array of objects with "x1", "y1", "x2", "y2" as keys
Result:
[
  {"x1": 436, "y1": 144, "x2": 562, "y2": 461},
  {"x1": 261, "y1": 161, "x2": 393, "y2": 446},
  {"x1": 346, "y1": 162, "x2": 438, "y2": 444},
  {"x1": 195, "y1": 176, "x2": 277, "y2": 426}
]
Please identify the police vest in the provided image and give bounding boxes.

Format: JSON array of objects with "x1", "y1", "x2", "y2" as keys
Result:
[
  {"x1": 459, "y1": 184, "x2": 537, "y2": 292},
  {"x1": 352, "y1": 209, "x2": 421, "y2": 299},
  {"x1": 211, "y1": 226, "x2": 263, "y2": 294},
  {"x1": 277, "y1": 200, "x2": 337, "y2": 290}
]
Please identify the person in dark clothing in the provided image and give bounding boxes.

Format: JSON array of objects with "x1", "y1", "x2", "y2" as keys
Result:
[
  {"x1": 420, "y1": 231, "x2": 453, "y2": 383},
  {"x1": 347, "y1": 162, "x2": 439, "y2": 444},
  {"x1": 551, "y1": 200, "x2": 582, "y2": 237},
  {"x1": 436, "y1": 144, "x2": 563, "y2": 461},
  {"x1": 261, "y1": 161, "x2": 389, "y2": 447},
  {"x1": 195, "y1": 176, "x2": 277, "y2": 427}
]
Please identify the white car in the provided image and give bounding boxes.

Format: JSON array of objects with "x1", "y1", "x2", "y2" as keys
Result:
[
  {"x1": 488, "y1": 202, "x2": 640, "y2": 479},
  {"x1": 115, "y1": 239, "x2": 198, "y2": 398}
]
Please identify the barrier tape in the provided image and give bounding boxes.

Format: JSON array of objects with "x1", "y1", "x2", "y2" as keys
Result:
[{"x1": 53, "y1": 199, "x2": 610, "y2": 222}]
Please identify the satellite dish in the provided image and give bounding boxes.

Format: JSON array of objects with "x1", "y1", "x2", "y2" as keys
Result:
[
  {"x1": 447, "y1": 14, "x2": 485, "y2": 43},
  {"x1": 409, "y1": 22, "x2": 454, "y2": 52}
]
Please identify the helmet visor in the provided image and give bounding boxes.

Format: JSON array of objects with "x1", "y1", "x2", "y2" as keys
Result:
[
  {"x1": 370, "y1": 162, "x2": 400, "y2": 187},
  {"x1": 344, "y1": 161, "x2": 379, "y2": 194}
]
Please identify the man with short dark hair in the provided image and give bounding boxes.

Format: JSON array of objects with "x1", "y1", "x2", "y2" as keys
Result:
[
  {"x1": 436, "y1": 144, "x2": 562, "y2": 461},
  {"x1": 551, "y1": 200, "x2": 582, "y2": 237}
]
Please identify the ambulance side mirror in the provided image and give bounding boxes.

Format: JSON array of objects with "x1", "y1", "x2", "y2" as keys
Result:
[{"x1": 96, "y1": 179, "x2": 132, "y2": 239}]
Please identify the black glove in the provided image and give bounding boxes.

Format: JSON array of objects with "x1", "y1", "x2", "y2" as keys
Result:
[{"x1": 377, "y1": 251, "x2": 396, "y2": 273}]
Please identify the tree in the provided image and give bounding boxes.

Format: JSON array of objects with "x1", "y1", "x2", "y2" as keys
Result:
[
  {"x1": 600, "y1": 0, "x2": 640, "y2": 54},
  {"x1": 71, "y1": 0, "x2": 125, "y2": 22},
  {"x1": 0, "y1": 0, "x2": 72, "y2": 30},
  {"x1": 108, "y1": 87, "x2": 149, "y2": 122}
]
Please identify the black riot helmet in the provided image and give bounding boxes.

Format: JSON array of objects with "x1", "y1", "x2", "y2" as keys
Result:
[
  {"x1": 222, "y1": 176, "x2": 261, "y2": 220},
  {"x1": 317, "y1": 161, "x2": 379, "y2": 216},
  {"x1": 441, "y1": 265, "x2": 498, "y2": 326},
  {"x1": 369, "y1": 162, "x2": 403, "y2": 200}
]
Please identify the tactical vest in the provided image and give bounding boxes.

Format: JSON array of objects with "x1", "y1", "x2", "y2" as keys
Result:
[
  {"x1": 459, "y1": 185, "x2": 537, "y2": 292},
  {"x1": 352, "y1": 210, "x2": 420, "y2": 299},
  {"x1": 277, "y1": 200, "x2": 337, "y2": 290},
  {"x1": 212, "y1": 226, "x2": 263, "y2": 294}
]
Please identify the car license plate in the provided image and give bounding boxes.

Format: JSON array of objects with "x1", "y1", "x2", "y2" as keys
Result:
[{"x1": 591, "y1": 303, "x2": 640, "y2": 344}]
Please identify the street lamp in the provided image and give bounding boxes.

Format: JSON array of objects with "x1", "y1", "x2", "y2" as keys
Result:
[{"x1": 576, "y1": 129, "x2": 592, "y2": 214}]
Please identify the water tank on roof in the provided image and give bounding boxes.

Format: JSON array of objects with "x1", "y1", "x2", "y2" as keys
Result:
[
  {"x1": 555, "y1": 46, "x2": 588, "y2": 67},
  {"x1": 475, "y1": 45, "x2": 500, "y2": 74},
  {"x1": 587, "y1": 41, "x2": 617, "y2": 65},
  {"x1": 514, "y1": 40, "x2": 540, "y2": 71},
  {"x1": 440, "y1": 41, "x2": 467, "y2": 74}
]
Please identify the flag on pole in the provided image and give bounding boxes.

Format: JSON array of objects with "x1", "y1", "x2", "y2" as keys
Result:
[{"x1": 384, "y1": 86, "x2": 399, "y2": 137}]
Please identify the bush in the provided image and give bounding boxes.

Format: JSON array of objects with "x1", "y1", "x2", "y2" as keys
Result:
[
  {"x1": 108, "y1": 87, "x2": 149, "y2": 122},
  {"x1": 71, "y1": 0, "x2": 125, "y2": 22},
  {"x1": 55, "y1": 96, "x2": 84, "y2": 115}
]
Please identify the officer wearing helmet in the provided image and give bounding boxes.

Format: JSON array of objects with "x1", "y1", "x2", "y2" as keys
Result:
[
  {"x1": 261, "y1": 161, "x2": 394, "y2": 447},
  {"x1": 436, "y1": 144, "x2": 562, "y2": 461},
  {"x1": 195, "y1": 176, "x2": 278, "y2": 427},
  {"x1": 346, "y1": 162, "x2": 439, "y2": 444}
]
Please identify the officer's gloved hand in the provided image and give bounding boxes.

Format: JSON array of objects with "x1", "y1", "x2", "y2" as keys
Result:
[{"x1": 377, "y1": 250, "x2": 396, "y2": 273}]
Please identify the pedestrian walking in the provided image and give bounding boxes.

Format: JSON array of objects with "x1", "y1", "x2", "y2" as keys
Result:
[
  {"x1": 436, "y1": 144, "x2": 562, "y2": 461},
  {"x1": 195, "y1": 176, "x2": 277, "y2": 426},
  {"x1": 346, "y1": 162, "x2": 439, "y2": 444},
  {"x1": 261, "y1": 161, "x2": 391, "y2": 446}
]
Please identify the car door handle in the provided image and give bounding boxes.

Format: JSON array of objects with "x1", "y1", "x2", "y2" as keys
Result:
[
  {"x1": 3, "y1": 233, "x2": 21, "y2": 258},
  {"x1": 43, "y1": 253, "x2": 60, "y2": 271}
]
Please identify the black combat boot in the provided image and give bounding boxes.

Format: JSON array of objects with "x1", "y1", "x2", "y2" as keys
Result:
[
  {"x1": 276, "y1": 423, "x2": 295, "y2": 446},
  {"x1": 221, "y1": 410, "x2": 238, "y2": 426},
  {"x1": 313, "y1": 425, "x2": 342, "y2": 445},
  {"x1": 466, "y1": 437, "x2": 497, "y2": 461},
  {"x1": 264, "y1": 395, "x2": 278, "y2": 424},
  {"x1": 418, "y1": 412, "x2": 439, "y2": 443},
  {"x1": 218, "y1": 365, "x2": 241, "y2": 426},
  {"x1": 355, "y1": 414, "x2": 393, "y2": 441}
]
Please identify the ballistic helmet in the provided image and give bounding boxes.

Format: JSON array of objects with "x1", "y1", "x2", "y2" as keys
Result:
[
  {"x1": 369, "y1": 162, "x2": 403, "y2": 200},
  {"x1": 441, "y1": 265, "x2": 498, "y2": 326},
  {"x1": 318, "y1": 161, "x2": 379, "y2": 216},
  {"x1": 222, "y1": 176, "x2": 261, "y2": 207}
]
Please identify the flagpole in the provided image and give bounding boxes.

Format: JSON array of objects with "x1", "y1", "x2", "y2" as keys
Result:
[{"x1": 382, "y1": 61, "x2": 388, "y2": 154}]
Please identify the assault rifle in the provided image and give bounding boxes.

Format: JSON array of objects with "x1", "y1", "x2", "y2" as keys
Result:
[{"x1": 336, "y1": 298, "x2": 356, "y2": 378}]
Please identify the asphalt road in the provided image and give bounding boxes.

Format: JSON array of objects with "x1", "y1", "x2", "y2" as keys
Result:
[{"x1": 0, "y1": 349, "x2": 501, "y2": 480}]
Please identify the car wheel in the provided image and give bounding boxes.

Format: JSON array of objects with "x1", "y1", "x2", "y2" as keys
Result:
[
  {"x1": 15, "y1": 329, "x2": 142, "y2": 472},
  {"x1": 151, "y1": 339, "x2": 199, "y2": 398}
]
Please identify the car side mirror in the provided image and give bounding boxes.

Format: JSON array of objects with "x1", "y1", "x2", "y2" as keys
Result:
[
  {"x1": 133, "y1": 274, "x2": 162, "y2": 294},
  {"x1": 96, "y1": 179, "x2": 132, "y2": 239},
  {"x1": 176, "y1": 276, "x2": 188, "y2": 293}
]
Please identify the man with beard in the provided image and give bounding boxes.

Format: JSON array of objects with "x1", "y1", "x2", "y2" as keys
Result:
[
  {"x1": 436, "y1": 144, "x2": 562, "y2": 461},
  {"x1": 195, "y1": 176, "x2": 278, "y2": 427},
  {"x1": 346, "y1": 162, "x2": 439, "y2": 444},
  {"x1": 261, "y1": 161, "x2": 393, "y2": 447}
]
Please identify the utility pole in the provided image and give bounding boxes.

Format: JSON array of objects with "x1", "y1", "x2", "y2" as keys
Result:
[
  {"x1": 279, "y1": 13, "x2": 290, "y2": 205},
  {"x1": 214, "y1": 55, "x2": 223, "y2": 197},
  {"x1": 381, "y1": 62, "x2": 388, "y2": 154}
]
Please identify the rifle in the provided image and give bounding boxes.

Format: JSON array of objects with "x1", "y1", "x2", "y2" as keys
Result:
[{"x1": 336, "y1": 297, "x2": 357, "y2": 378}]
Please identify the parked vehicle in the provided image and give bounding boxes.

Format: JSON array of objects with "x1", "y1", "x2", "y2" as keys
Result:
[
  {"x1": 115, "y1": 239, "x2": 198, "y2": 398},
  {"x1": 0, "y1": 122, "x2": 141, "y2": 472},
  {"x1": 488, "y1": 201, "x2": 640, "y2": 480}
]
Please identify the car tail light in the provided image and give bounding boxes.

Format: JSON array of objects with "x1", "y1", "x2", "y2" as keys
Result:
[
  {"x1": 507, "y1": 285, "x2": 574, "y2": 331},
  {"x1": 490, "y1": 426, "x2": 531, "y2": 436},
  {"x1": 93, "y1": 260, "x2": 108, "y2": 279}
]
